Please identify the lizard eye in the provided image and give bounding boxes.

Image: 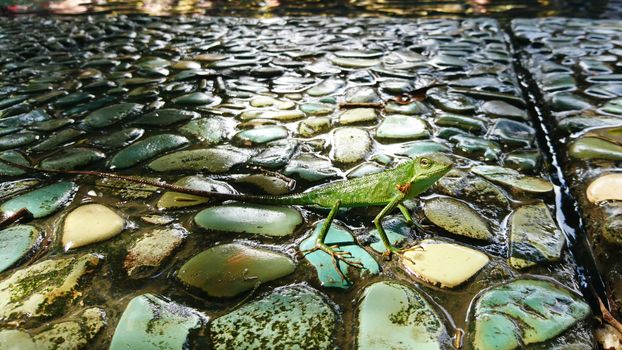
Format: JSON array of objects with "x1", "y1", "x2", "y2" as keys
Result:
[{"x1": 420, "y1": 158, "x2": 432, "y2": 168}]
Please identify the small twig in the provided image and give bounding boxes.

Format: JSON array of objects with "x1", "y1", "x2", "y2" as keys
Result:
[
  {"x1": 338, "y1": 102, "x2": 384, "y2": 109},
  {"x1": 453, "y1": 328, "x2": 464, "y2": 349},
  {"x1": 0, "y1": 208, "x2": 32, "y2": 229},
  {"x1": 600, "y1": 296, "x2": 622, "y2": 335}
]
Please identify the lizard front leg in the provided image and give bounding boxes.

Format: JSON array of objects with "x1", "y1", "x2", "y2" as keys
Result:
[
  {"x1": 300, "y1": 200, "x2": 363, "y2": 281},
  {"x1": 375, "y1": 195, "x2": 407, "y2": 259}
]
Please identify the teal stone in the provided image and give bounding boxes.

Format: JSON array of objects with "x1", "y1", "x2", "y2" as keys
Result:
[
  {"x1": 90, "y1": 128, "x2": 144, "y2": 150},
  {"x1": 451, "y1": 88, "x2": 526, "y2": 107},
  {"x1": 435, "y1": 113, "x2": 486, "y2": 133},
  {"x1": 509, "y1": 203, "x2": 564, "y2": 269},
  {"x1": 177, "y1": 243, "x2": 296, "y2": 298},
  {"x1": 428, "y1": 88, "x2": 477, "y2": 113},
  {"x1": 307, "y1": 78, "x2": 345, "y2": 96},
  {"x1": 450, "y1": 134, "x2": 502, "y2": 161},
  {"x1": 0, "y1": 182, "x2": 77, "y2": 218},
  {"x1": 385, "y1": 100, "x2": 431, "y2": 115},
  {"x1": 109, "y1": 134, "x2": 188, "y2": 169},
  {"x1": 0, "y1": 151, "x2": 30, "y2": 176},
  {"x1": 250, "y1": 139, "x2": 298, "y2": 169},
  {"x1": 30, "y1": 128, "x2": 85, "y2": 152},
  {"x1": 0, "y1": 95, "x2": 28, "y2": 110},
  {"x1": 369, "y1": 216, "x2": 411, "y2": 253},
  {"x1": 558, "y1": 116, "x2": 622, "y2": 134},
  {"x1": 346, "y1": 162, "x2": 385, "y2": 178},
  {"x1": 148, "y1": 147, "x2": 249, "y2": 173},
  {"x1": 53, "y1": 92, "x2": 94, "y2": 108},
  {"x1": 429, "y1": 54, "x2": 468, "y2": 67},
  {"x1": 471, "y1": 279, "x2": 590, "y2": 350},
  {"x1": 599, "y1": 97, "x2": 622, "y2": 116},
  {"x1": 210, "y1": 285, "x2": 336, "y2": 350},
  {"x1": 330, "y1": 56, "x2": 380, "y2": 68},
  {"x1": 232, "y1": 126, "x2": 288, "y2": 146},
  {"x1": 489, "y1": 118, "x2": 535, "y2": 147},
  {"x1": 541, "y1": 73, "x2": 576, "y2": 92},
  {"x1": 194, "y1": 203, "x2": 302, "y2": 237},
  {"x1": 299, "y1": 220, "x2": 379, "y2": 288},
  {"x1": 131, "y1": 108, "x2": 199, "y2": 127},
  {"x1": 397, "y1": 140, "x2": 451, "y2": 158},
  {"x1": 504, "y1": 151, "x2": 541, "y2": 172},
  {"x1": 179, "y1": 117, "x2": 227, "y2": 145},
  {"x1": 300, "y1": 102, "x2": 335, "y2": 116},
  {"x1": 284, "y1": 154, "x2": 340, "y2": 181},
  {"x1": 549, "y1": 93, "x2": 593, "y2": 112},
  {"x1": 0, "y1": 103, "x2": 30, "y2": 119},
  {"x1": 357, "y1": 281, "x2": 449, "y2": 350},
  {"x1": 345, "y1": 86, "x2": 381, "y2": 103},
  {"x1": 83, "y1": 103, "x2": 143, "y2": 128},
  {"x1": 0, "y1": 132, "x2": 38, "y2": 151},
  {"x1": 62, "y1": 96, "x2": 118, "y2": 117},
  {"x1": 110, "y1": 294, "x2": 207, "y2": 350},
  {"x1": 480, "y1": 100, "x2": 528, "y2": 120},
  {"x1": 172, "y1": 92, "x2": 221, "y2": 106},
  {"x1": 375, "y1": 115, "x2": 429, "y2": 140},
  {"x1": 0, "y1": 225, "x2": 42, "y2": 273},
  {"x1": 0, "y1": 109, "x2": 50, "y2": 128},
  {"x1": 39, "y1": 147, "x2": 105, "y2": 170},
  {"x1": 28, "y1": 118, "x2": 74, "y2": 132}
]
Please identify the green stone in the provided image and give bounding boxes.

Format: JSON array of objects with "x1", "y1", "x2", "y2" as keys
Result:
[
  {"x1": 110, "y1": 294, "x2": 206, "y2": 350},
  {"x1": 300, "y1": 102, "x2": 335, "y2": 116},
  {"x1": 299, "y1": 220, "x2": 379, "y2": 288},
  {"x1": 210, "y1": 285, "x2": 336, "y2": 349},
  {"x1": 480, "y1": 100, "x2": 527, "y2": 120},
  {"x1": 148, "y1": 147, "x2": 249, "y2": 173},
  {"x1": 130, "y1": 108, "x2": 199, "y2": 126},
  {"x1": 397, "y1": 140, "x2": 451, "y2": 158},
  {"x1": 0, "y1": 132, "x2": 38, "y2": 150},
  {"x1": 179, "y1": 117, "x2": 227, "y2": 145},
  {"x1": 284, "y1": 153, "x2": 340, "y2": 181},
  {"x1": 172, "y1": 92, "x2": 220, "y2": 106},
  {"x1": 0, "y1": 225, "x2": 42, "y2": 273},
  {"x1": 307, "y1": 78, "x2": 345, "y2": 96},
  {"x1": 298, "y1": 117, "x2": 331, "y2": 137},
  {"x1": 157, "y1": 175, "x2": 234, "y2": 209},
  {"x1": 385, "y1": 100, "x2": 431, "y2": 115},
  {"x1": 39, "y1": 147, "x2": 105, "y2": 170},
  {"x1": 1, "y1": 182, "x2": 77, "y2": 219},
  {"x1": 109, "y1": 134, "x2": 188, "y2": 169},
  {"x1": 90, "y1": 128, "x2": 144, "y2": 150},
  {"x1": 569, "y1": 137, "x2": 622, "y2": 161},
  {"x1": 435, "y1": 113, "x2": 486, "y2": 133},
  {"x1": 177, "y1": 243, "x2": 296, "y2": 297},
  {"x1": 195, "y1": 203, "x2": 302, "y2": 237},
  {"x1": 509, "y1": 203, "x2": 565, "y2": 269},
  {"x1": 471, "y1": 279, "x2": 590, "y2": 350},
  {"x1": 83, "y1": 103, "x2": 143, "y2": 128},
  {"x1": 339, "y1": 108, "x2": 377, "y2": 125},
  {"x1": 0, "y1": 151, "x2": 29, "y2": 176},
  {"x1": 423, "y1": 196, "x2": 492, "y2": 241},
  {"x1": 30, "y1": 128, "x2": 85, "y2": 152},
  {"x1": 472, "y1": 165, "x2": 554, "y2": 194},
  {"x1": 0, "y1": 254, "x2": 101, "y2": 321},
  {"x1": 375, "y1": 115, "x2": 429, "y2": 140},
  {"x1": 357, "y1": 281, "x2": 449, "y2": 350},
  {"x1": 232, "y1": 126, "x2": 288, "y2": 146}
]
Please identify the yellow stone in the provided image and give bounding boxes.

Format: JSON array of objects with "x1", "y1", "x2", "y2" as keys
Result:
[
  {"x1": 402, "y1": 240, "x2": 489, "y2": 288},
  {"x1": 587, "y1": 173, "x2": 622, "y2": 203},
  {"x1": 62, "y1": 204, "x2": 125, "y2": 250}
]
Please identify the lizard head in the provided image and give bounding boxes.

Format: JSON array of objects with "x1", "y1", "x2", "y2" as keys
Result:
[{"x1": 407, "y1": 153, "x2": 453, "y2": 196}]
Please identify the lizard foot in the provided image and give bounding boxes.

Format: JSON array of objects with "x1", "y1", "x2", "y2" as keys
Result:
[
  {"x1": 382, "y1": 244, "x2": 424, "y2": 261},
  {"x1": 300, "y1": 243, "x2": 364, "y2": 281}
]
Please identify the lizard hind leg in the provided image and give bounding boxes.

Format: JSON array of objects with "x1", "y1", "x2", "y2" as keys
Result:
[{"x1": 299, "y1": 200, "x2": 363, "y2": 281}]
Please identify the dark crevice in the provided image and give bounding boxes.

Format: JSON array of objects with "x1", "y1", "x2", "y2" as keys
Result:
[{"x1": 506, "y1": 27, "x2": 609, "y2": 312}]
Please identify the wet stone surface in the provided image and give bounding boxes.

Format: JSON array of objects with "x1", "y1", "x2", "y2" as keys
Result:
[
  {"x1": 0, "y1": 15, "x2": 595, "y2": 349},
  {"x1": 513, "y1": 18, "x2": 622, "y2": 344}
]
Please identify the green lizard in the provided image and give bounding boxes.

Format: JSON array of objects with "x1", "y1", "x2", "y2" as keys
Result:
[{"x1": 0, "y1": 153, "x2": 452, "y2": 270}]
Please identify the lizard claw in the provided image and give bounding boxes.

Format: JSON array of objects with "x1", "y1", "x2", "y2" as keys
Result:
[
  {"x1": 300, "y1": 243, "x2": 364, "y2": 282},
  {"x1": 382, "y1": 244, "x2": 424, "y2": 261}
]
